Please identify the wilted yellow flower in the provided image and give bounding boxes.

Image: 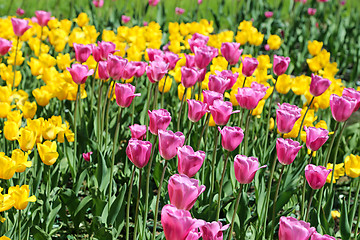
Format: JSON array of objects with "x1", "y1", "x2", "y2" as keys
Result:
[
  {"x1": 326, "y1": 163, "x2": 345, "y2": 183},
  {"x1": 344, "y1": 154, "x2": 360, "y2": 178},
  {"x1": 37, "y1": 141, "x2": 59, "y2": 166},
  {"x1": 178, "y1": 84, "x2": 191, "y2": 101},
  {"x1": 74, "y1": 13, "x2": 89, "y2": 27},
  {"x1": 275, "y1": 74, "x2": 292, "y2": 94},
  {"x1": 267, "y1": 35, "x2": 282, "y2": 50},
  {"x1": 11, "y1": 149, "x2": 31, "y2": 173},
  {"x1": 8, "y1": 185, "x2": 36, "y2": 210},
  {"x1": 331, "y1": 210, "x2": 340, "y2": 220},
  {"x1": 308, "y1": 40, "x2": 323, "y2": 56},
  {"x1": 0, "y1": 153, "x2": 17, "y2": 180},
  {"x1": 17, "y1": 127, "x2": 36, "y2": 152},
  {"x1": 0, "y1": 187, "x2": 15, "y2": 212},
  {"x1": 21, "y1": 101, "x2": 37, "y2": 119},
  {"x1": 4, "y1": 121, "x2": 19, "y2": 141},
  {"x1": 0, "y1": 102, "x2": 11, "y2": 118}
]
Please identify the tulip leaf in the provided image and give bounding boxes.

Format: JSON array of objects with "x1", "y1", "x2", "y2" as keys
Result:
[
  {"x1": 340, "y1": 198, "x2": 351, "y2": 239},
  {"x1": 107, "y1": 184, "x2": 127, "y2": 226},
  {"x1": 31, "y1": 225, "x2": 52, "y2": 240}
]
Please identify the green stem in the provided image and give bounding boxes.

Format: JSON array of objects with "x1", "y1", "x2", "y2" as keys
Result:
[
  {"x1": 12, "y1": 36, "x2": 19, "y2": 91},
  {"x1": 349, "y1": 179, "x2": 360, "y2": 230},
  {"x1": 126, "y1": 166, "x2": 136, "y2": 240},
  {"x1": 354, "y1": 193, "x2": 360, "y2": 237},
  {"x1": 177, "y1": 87, "x2": 188, "y2": 131},
  {"x1": 152, "y1": 160, "x2": 168, "y2": 240},
  {"x1": 105, "y1": 81, "x2": 117, "y2": 145},
  {"x1": 89, "y1": 62, "x2": 99, "y2": 115},
  {"x1": 209, "y1": 127, "x2": 220, "y2": 203},
  {"x1": 101, "y1": 79, "x2": 113, "y2": 140},
  {"x1": 97, "y1": 81, "x2": 104, "y2": 147},
  {"x1": 74, "y1": 84, "x2": 81, "y2": 163},
  {"x1": 271, "y1": 164, "x2": 285, "y2": 236},
  {"x1": 301, "y1": 153, "x2": 313, "y2": 218},
  {"x1": 108, "y1": 107, "x2": 123, "y2": 212},
  {"x1": 152, "y1": 82, "x2": 159, "y2": 110},
  {"x1": 133, "y1": 169, "x2": 142, "y2": 240},
  {"x1": 304, "y1": 189, "x2": 315, "y2": 222},
  {"x1": 216, "y1": 151, "x2": 230, "y2": 221},
  {"x1": 197, "y1": 114, "x2": 210, "y2": 150},
  {"x1": 145, "y1": 83, "x2": 155, "y2": 141},
  {"x1": 243, "y1": 110, "x2": 252, "y2": 155},
  {"x1": 18, "y1": 210, "x2": 21, "y2": 240},
  {"x1": 297, "y1": 96, "x2": 315, "y2": 141},
  {"x1": 131, "y1": 77, "x2": 138, "y2": 125},
  {"x1": 198, "y1": 82, "x2": 202, "y2": 101},
  {"x1": 227, "y1": 184, "x2": 244, "y2": 240},
  {"x1": 160, "y1": 73, "x2": 168, "y2": 109},
  {"x1": 184, "y1": 121, "x2": 195, "y2": 144},
  {"x1": 263, "y1": 79, "x2": 278, "y2": 153}
]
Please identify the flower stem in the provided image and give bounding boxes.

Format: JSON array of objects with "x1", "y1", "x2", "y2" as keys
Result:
[
  {"x1": 349, "y1": 179, "x2": 360, "y2": 230},
  {"x1": 177, "y1": 87, "x2": 188, "y2": 131},
  {"x1": 243, "y1": 110, "x2": 252, "y2": 155},
  {"x1": 354, "y1": 192, "x2": 360, "y2": 237},
  {"x1": 216, "y1": 151, "x2": 230, "y2": 221},
  {"x1": 145, "y1": 83, "x2": 155, "y2": 141},
  {"x1": 18, "y1": 210, "x2": 21, "y2": 240},
  {"x1": 101, "y1": 78, "x2": 113, "y2": 143},
  {"x1": 133, "y1": 169, "x2": 142, "y2": 240},
  {"x1": 304, "y1": 189, "x2": 315, "y2": 222},
  {"x1": 97, "y1": 81, "x2": 104, "y2": 147},
  {"x1": 89, "y1": 62, "x2": 99, "y2": 115},
  {"x1": 184, "y1": 121, "x2": 195, "y2": 144},
  {"x1": 74, "y1": 84, "x2": 81, "y2": 163},
  {"x1": 105, "y1": 81, "x2": 117, "y2": 145},
  {"x1": 271, "y1": 164, "x2": 285, "y2": 235},
  {"x1": 301, "y1": 153, "x2": 313, "y2": 218},
  {"x1": 152, "y1": 82, "x2": 159, "y2": 110},
  {"x1": 263, "y1": 78, "x2": 278, "y2": 153},
  {"x1": 197, "y1": 113, "x2": 210, "y2": 150},
  {"x1": 126, "y1": 166, "x2": 136, "y2": 240},
  {"x1": 152, "y1": 160, "x2": 168, "y2": 240},
  {"x1": 296, "y1": 96, "x2": 315, "y2": 141},
  {"x1": 160, "y1": 73, "x2": 168, "y2": 109},
  {"x1": 227, "y1": 184, "x2": 243, "y2": 240},
  {"x1": 131, "y1": 77, "x2": 138, "y2": 125},
  {"x1": 12, "y1": 36, "x2": 19, "y2": 91},
  {"x1": 209, "y1": 127, "x2": 220, "y2": 203}
]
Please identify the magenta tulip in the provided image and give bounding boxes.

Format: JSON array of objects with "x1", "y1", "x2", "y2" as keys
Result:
[
  {"x1": 307, "y1": 8, "x2": 317, "y2": 15},
  {"x1": 185, "y1": 54, "x2": 196, "y2": 68},
  {"x1": 221, "y1": 42, "x2": 242, "y2": 66},
  {"x1": 148, "y1": 109, "x2": 172, "y2": 135},
  {"x1": 175, "y1": 7, "x2": 185, "y2": 15},
  {"x1": 114, "y1": 83, "x2": 140, "y2": 108},
  {"x1": 161, "y1": 204, "x2": 205, "y2": 240},
  {"x1": 200, "y1": 221, "x2": 229, "y2": 240},
  {"x1": 251, "y1": 81, "x2": 269, "y2": 93},
  {"x1": 305, "y1": 164, "x2": 332, "y2": 189},
  {"x1": 146, "y1": 48, "x2": 164, "y2": 61},
  {"x1": 309, "y1": 74, "x2": 331, "y2": 96},
  {"x1": 106, "y1": 54, "x2": 128, "y2": 80},
  {"x1": 132, "y1": 61, "x2": 147, "y2": 77},
  {"x1": 67, "y1": 64, "x2": 94, "y2": 85},
  {"x1": 215, "y1": 70, "x2": 239, "y2": 90},
  {"x1": 304, "y1": 126, "x2": 329, "y2": 152},
  {"x1": 168, "y1": 174, "x2": 205, "y2": 210},
  {"x1": 234, "y1": 155, "x2": 266, "y2": 184},
  {"x1": 16, "y1": 8, "x2": 25, "y2": 16},
  {"x1": 73, "y1": 43, "x2": 93, "y2": 63},
  {"x1": 126, "y1": 139, "x2": 152, "y2": 168},
  {"x1": 209, "y1": 100, "x2": 235, "y2": 126},
  {"x1": 278, "y1": 216, "x2": 316, "y2": 240},
  {"x1": 164, "y1": 51, "x2": 181, "y2": 70},
  {"x1": 146, "y1": 60, "x2": 168, "y2": 83},
  {"x1": 188, "y1": 33, "x2": 209, "y2": 53},
  {"x1": 181, "y1": 67, "x2": 199, "y2": 88},
  {"x1": 329, "y1": 94, "x2": 356, "y2": 122},
  {"x1": 177, "y1": 145, "x2": 205, "y2": 177},
  {"x1": 202, "y1": 90, "x2": 223, "y2": 107},
  {"x1": 11, "y1": 18, "x2": 32, "y2": 37},
  {"x1": 273, "y1": 55, "x2": 291, "y2": 76},
  {"x1": 208, "y1": 75, "x2": 229, "y2": 94},
  {"x1": 98, "y1": 61, "x2": 109, "y2": 80},
  {"x1": 92, "y1": 41, "x2": 116, "y2": 62},
  {"x1": 187, "y1": 99, "x2": 208, "y2": 122},
  {"x1": 276, "y1": 103, "x2": 302, "y2": 134},
  {"x1": 342, "y1": 88, "x2": 360, "y2": 112},
  {"x1": 129, "y1": 124, "x2": 147, "y2": 140},
  {"x1": 276, "y1": 138, "x2": 302, "y2": 165},
  {"x1": 218, "y1": 126, "x2": 244, "y2": 152},
  {"x1": 241, "y1": 57, "x2": 258, "y2": 77},
  {"x1": 310, "y1": 232, "x2": 337, "y2": 240},
  {"x1": 82, "y1": 151, "x2": 93, "y2": 162},
  {"x1": 93, "y1": 0, "x2": 104, "y2": 7},
  {"x1": 197, "y1": 68, "x2": 207, "y2": 82},
  {"x1": 35, "y1": 10, "x2": 52, "y2": 27},
  {"x1": 121, "y1": 15, "x2": 131, "y2": 23},
  {"x1": 194, "y1": 46, "x2": 214, "y2": 69},
  {"x1": 235, "y1": 87, "x2": 265, "y2": 110},
  {"x1": 122, "y1": 61, "x2": 138, "y2": 80},
  {"x1": 149, "y1": 0, "x2": 160, "y2": 6},
  {"x1": 265, "y1": 11, "x2": 274, "y2": 18},
  {"x1": 0, "y1": 38, "x2": 12, "y2": 56},
  {"x1": 158, "y1": 130, "x2": 185, "y2": 160}
]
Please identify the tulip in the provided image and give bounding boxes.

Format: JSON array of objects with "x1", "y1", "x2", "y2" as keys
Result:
[
  {"x1": 11, "y1": 18, "x2": 32, "y2": 37},
  {"x1": 241, "y1": 57, "x2": 258, "y2": 77},
  {"x1": 93, "y1": 0, "x2": 104, "y2": 7},
  {"x1": 121, "y1": 15, "x2": 131, "y2": 23},
  {"x1": 329, "y1": 94, "x2": 356, "y2": 122},
  {"x1": 35, "y1": 10, "x2": 52, "y2": 27},
  {"x1": 177, "y1": 145, "x2": 205, "y2": 177},
  {"x1": 218, "y1": 126, "x2": 244, "y2": 152},
  {"x1": 305, "y1": 164, "x2": 332, "y2": 189},
  {"x1": 122, "y1": 61, "x2": 138, "y2": 80},
  {"x1": 310, "y1": 232, "x2": 337, "y2": 240},
  {"x1": 307, "y1": 8, "x2": 317, "y2": 15},
  {"x1": 276, "y1": 103, "x2": 302, "y2": 134},
  {"x1": 18, "y1": 128, "x2": 36, "y2": 152},
  {"x1": 342, "y1": 88, "x2": 360, "y2": 112},
  {"x1": 278, "y1": 216, "x2": 316, "y2": 240},
  {"x1": 168, "y1": 174, "x2": 205, "y2": 210},
  {"x1": 304, "y1": 126, "x2": 329, "y2": 152},
  {"x1": 129, "y1": 124, "x2": 147, "y2": 140},
  {"x1": 164, "y1": 51, "x2": 181, "y2": 70},
  {"x1": 0, "y1": 38, "x2": 12, "y2": 56},
  {"x1": 197, "y1": 68, "x2": 207, "y2": 82},
  {"x1": 149, "y1": 0, "x2": 160, "y2": 6},
  {"x1": 235, "y1": 87, "x2": 265, "y2": 110},
  {"x1": 92, "y1": 41, "x2": 116, "y2": 62},
  {"x1": 161, "y1": 204, "x2": 205, "y2": 240},
  {"x1": 215, "y1": 70, "x2": 239, "y2": 90},
  {"x1": 12, "y1": 149, "x2": 31, "y2": 173},
  {"x1": 188, "y1": 33, "x2": 209, "y2": 53},
  {"x1": 0, "y1": 153, "x2": 17, "y2": 180},
  {"x1": 158, "y1": 129, "x2": 185, "y2": 160},
  {"x1": 187, "y1": 99, "x2": 208, "y2": 122},
  {"x1": 265, "y1": 11, "x2": 274, "y2": 18},
  {"x1": 146, "y1": 60, "x2": 168, "y2": 83},
  {"x1": 114, "y1": 83, "x2": 140, "y2": 108},
  {"x1": 208, "y1": 75, "x2": 229, "y2": 94},
  {"x1": 202, "y1": 90, "x2": 223, "y2": 107},
  {"x1": 67, "y1": 64, "x2": 94, "y2": 85},
  {"x1": 8, "y1": 185, "x2": 36, "y2": 210},
  {"x1": 37, "y1": 141, "x2": 59, "y2": 166},
  {"x1": 309, "y1": 74, "x2": 331, "y2": 96},
  {"x1": 273, "y1": 55, "x2": 291, "y2": 76},
  {"x1": 200, "y1": 221, "x2": 229, "y2": 240},
  {"x1": 220, "y1": 42, "x2": 242, "y2": 66},
  {"x1": 97, "y1": 61, "x2": 109, "y2": 79},
  {"x1": 276, "y1": 138, "x2": 302, "y2": 165},
  {"x1": 132, "y1": 61, "x2": 147, "y2": 77},
  {"x1": 181, "y1": 66, "x2": 199, "y2": 88},
  {"x1": 251, "y1": 81, "x2": 269, "y2": 93},
  {"x1": 147, "y1": 48, "x2": 164, "y2": 61},
  {"x1": 106, "y1": 54, "x2": 128, "y2": 80},
  {"x1": 209, "y1": 100, "x2": 235, "y2": 126},
  {"x1": 264, "y1": 44, "x2": 270, "y2": 51},
  {"x1": 126, "y1": 139, "x2": 152, "y2": 168},
  {"x1": 194, "y1": 46, "x2": 214, "y2": 69},
  {"x1": 73, "y1": 43, "x2": 93, "y2": 63},
  {"x1": 4, "y1": 121, "x2": 19, "y2": 141},
  {"x1": 175, "y1": 7, "x2": 185, "y2": 15},
  {"x1": 185, "y1": 54, "x2": 196, "y2": 68},
  {"x1": 16, "y1": 8, "x2": 25, "y2": 16},
  {"x1": 234, "y1": 155, "x2": 266, "y2": 184},
  {"x1": 82, "y1": 151, "x2": 93, "y2": 162},
  {"x1": 148, "y1": 109, "x2": 172, "y2": 135}
]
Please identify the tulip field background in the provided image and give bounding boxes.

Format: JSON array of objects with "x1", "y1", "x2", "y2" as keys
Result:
[{"x1": 0, "y1": 0, "x2": 360, "y2": 240}]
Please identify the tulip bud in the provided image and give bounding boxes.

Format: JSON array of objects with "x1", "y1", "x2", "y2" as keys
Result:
[
  {"x1": 187, "y1": 99, "x2": 208, "y2": 123},
  {"x1": 304, "y1": 126, "x2": 329, "y2": 152},
  {"x1": 114, "y1": 83, "x2": 141, "y2": 108},
  {"x1": 241, "y1": 57, "x2": 258, "y2": 77},
  {"x1": 177, "y1": 145, "x2": 205, "y2": 177},
  {"x1": 148, "y1": 109, "x2": 172, "y2": 135},
  {"x1": 273, "y1": 55, "x2": 290, "y2": 76},
  {"x1": 209, "y1": 100, "x2": 235, "y2": 126},
  {"x1": 276, "y1": 138, "x2": 302, "y2": 165},
  {"x1": 218, "y1": 126, "x2": 244, "y2": 152},
  {"x1": 305, "y1": 164, "x2": 332, "y2": 189},
  {"x1": 158, "y1": 130, "x2": 185, "y2": 160},
  {"x1": 276, "y1": 103, "x2": 302, "y2": 134},
  {"x1": 329, "y1": 94, "x2": 356, "y2": 122},
  {"x1": 234, "y1": 155, "x2": 266, "y2": 184},
  {"x1": 181, "y1": 66, "x2": 199, "y2": 88},
  {"x1": 67, "y1": 64, "x2": 94, "y2": 85},
  {"x1": 309, "y1": 74, "x2": 331, "y2": 97},
  {"x1": 35, "y1": 10, "x2": 52, "y2": 27},
  {"x1": 221, "y1": 42, "x2": 242, "y2": 66},
  {"x1": 129, "y1": 124, "x2": 147, "y2": 140},
  {"x1": 126, "y1": 139, "x2": 152, "y2": 168},
  {"x1": 278, "y1": 216, "x2": 316, "y2": 240}
]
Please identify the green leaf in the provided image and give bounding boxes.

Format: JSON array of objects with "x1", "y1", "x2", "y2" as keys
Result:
[
  {"x1": 31, "y1": 226, "x2": 52, "y2": 240},
  {"x1": 340, "y1": 198, "x2": 351, "y2": 239},
  {"x1": 108, "y1": 184, "x2": 127, "y2": 226}
]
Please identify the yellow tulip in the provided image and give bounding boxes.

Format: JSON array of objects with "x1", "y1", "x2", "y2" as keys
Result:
[
  {"x1": 17, "y1": 127, "x2": 36, "y2": 152},
  {"x1": 331, "y1": 210, "x2": 340, "y2": 220},
  {"x1": 344, "y1": 154, "x2": 360, "y2": 178},
  {"x1": 37, "y1": 141, "x2": 59, "y2": 166},
  {"x1": 267, "y1": 34, "x2": 282, "y2": 50},
  {"x1": 257, "y1": 55, "x2": 272, "y2": 70},
  {"x1": 307, "y1": 40, "x2": 323, "y2": 56},
  {"x1": 56, "y1": 53, "x2": 73, "y2": 71},
  {"x1": 0, "y1": 187, "x2": 15, "y2": 212},
  {"x1": 27, "y1": 118, "x2": 44, "y2": 143},
  {"x1": 21, "y1": 101, "x2": 37, "y2": 119},
  {"x1": 0, "y1": 236, "x2": 11, "y2": 240},
  {"x1": 0, "y1": 102, "x2": 11, "y2": 118},
  {"x1": 158, "y1": 76, "x2": 173, "y2": 93},
  {"x1": 32, "y1": 87, "x2": 52, "y2": 106},
  {"x1": 209, "y1": 114, "x2": 216, "y2": 127},
  {"x1": 0, "y1": 153, "x2": 17, "y2": 180},
  {"x1": 306, "y1": 56, "x2": 322, "y2": 72},
  {"x1": 74, "y1": 13, "x2": 89, "y2": 27},
  {"x1": 177, "y1": 84, "x2": 191, "y2": 101},
  {"x1": 42, "y1": 120, "x2": 60, "y2": 140},
  {"x1": 252, "y1": 99, "x2": 265, "y2": 116},
  {"x1": 275, "y1": 74, "x2": 292, "y2": 94},
  {"x1": 269, "y1": 118, "x2": 275, "y2": 131},
  {"x1": 235, "y1": 31, "x2": 248, "y2": 45},
  {"x1": 4, "y1": 121, "x2": 19, "y2": 141},
  {"x1": 8, "y1": 185, "x2": 36, "y2": 210},
  {"x1": 326, "y1": 163, "x2": 345, "y2": 183},
  {"x1": 11, "y1": 149, "x2": 31, "y2": 173}
]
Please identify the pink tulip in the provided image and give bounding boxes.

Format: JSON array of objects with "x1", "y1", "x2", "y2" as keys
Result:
[
  {"x1": 309, "y1": 74, "x2": 331, "y2": 97},
  {"x1": 310, "y1": 232, "x2": 337, "y2": 240},
  {"x1": 340, "y1": 0, "x2": 346, "y2": 5},
  {"x1": 73, "y1": 43, "x2": 93, "y2": 63},
  {"x1": 305, "y1": 164, "x2": 332, "y2": 189},
  {"x1": 185, "y1": 54, "x2": 196, "y2": 68},
  {"x1": 161, "y1": 204, "x2": 205, "y2": 240},
  {"x1": 158, "y1": 129, "x2": 185, "y2": 160},
  {"x1": 168, "y1": 174, "x2": 205, "y2": 210},
  {"x1": 342, "y1": 88, "x2": 360, "y2": 112},
  {"x1": 251, "y1": 82, "x2": 269, "y2": 93},
  {"x1": 35, "y1": 10, "x2": 52, "y2": 27},
  {"x1": 276, "y1": 103, "x2": 302, "y2": 134},
  {"x1": 67, "y1": 64, "x2": 94, "y2": 85},
  {"x1": 307, "y1": 8, "x2": 317, "y2": 15},
  {"x1": 143, "y1": 21, "x2": 148, "y2": 26},
  {"x1": 132, "y1": 61, "x2": 147, "y2": 77},
  {"x1": 200, "y1": 221, "x2": 229, "y2": 240},
  {"x1": 317, "y1": 0, "x2": 329, "y2": 2},
  {"x1": 148, "y1": 109, "x2": 172, "y2": 135},
  {"x1": 209, "y1": 100, "x2": 236, "y2": 126},
  {"x1": 234, "y1": 155, "x2": 266, "y2": 184},
  {"x1": 11, "y1": 18, "x2": 32, "y2": 37},
  {"x1": 0, "y1": 38, "x2": 12, "y2": 56},
  {"x1": 197, "y1": 68, "x2": 207, "y2": 82},
  {"x1": 181, "y1": 67, "x2": 199, "y2": 88},
  {"x1": 221, "y1": 42, "x2": 242, "y2": 66},
  {"x1": 202, "y1": 90, "x2": 223, "y2": 108},
  {"x1": 121, "y1": 15, "x2": 131, "y2": 23},
  {"x1": 265, "y1": 11, "x2": 274, "y2": 18},
  {"x1": 198, "y1": 0, "x2": 203, "y2": 4},
  {"x1": 177, "y1": 145, "x2": 205, "y2": 177},
  {"x1": 208, "y1": 75, "x2": 229, "y2": 94},
  {"x1": 235, "y1": 87, "x2": 265, "y2": 110},
  {"x1": 82, "y1": 151, "x2": 93, "y2": 162},
  {"x1": 98, "y1": 61, "x2": 109, "y2": 80},
  {"x1": 194, "y1": 46, "x2": 215, "y2": 69},
  {"x1": 107, "y1": 54, "x2": 128, "y2": 80},
  {"x1": 175, "y1": 7, "x2": 185, "y2": 15},
  {"x1": 92, "y1": 41, "x2": 116, "y2": 62},
  {"x1": 241, "y1": 57, "x2": 258, "y2": 77},
  {"x1": 304, "y1": 126, "x2": 329, "y2": 152},
  {"x1": 129, "y1": 124, "x2": 147, "y2": 140},
  {"x1": 114, "y1": 83, "x2": 140, "y2": 108},
  {"x1": 276, "y1": 138, "x2": 302, "y2": 165},
  {"x1": 188, "y1": 33, "x2": 209, "y2": 53},
  {"x1": 16, "y1": 8, "x2": 25, "y2": 16},
  {"x1": 164, "y1": 51, "x2": 181, "y2": 70},
  {"x1": 149, "y1": 0, "x2": 160, "y2": 6},
  {"x1": 187, "y1": 99, "x2": 208, "y2": 122},
  {"x1": 93, "y1": 0, "x2": 104, "y2": 7},
  {"x1": 329, "y1": 94, "x2": 356, "y2": 122},
  {"x1": 146, "y1": 60, "x2": 168, "y2": 83},
  {"x1": 278, "y1": 216, "x2": 316, "y2": 240},
  {"x1": 273, "y1": 55, "x2": 290, "y2": 76},
  {"x1": 215, "y1": 70, "x2": 239, "y2": 90},
  {"x1": 126, "y1": 139, "x2": 152, "y2": 168},
  {"x1": 146, "y1": 48, "x2": 164, "y2": 62},
  {"x1": 122, "y1": 61, "x2": 138, "y2": 80},
  {"x1": 218, "y1": 126, "x2": 244, "y2": 152}
]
